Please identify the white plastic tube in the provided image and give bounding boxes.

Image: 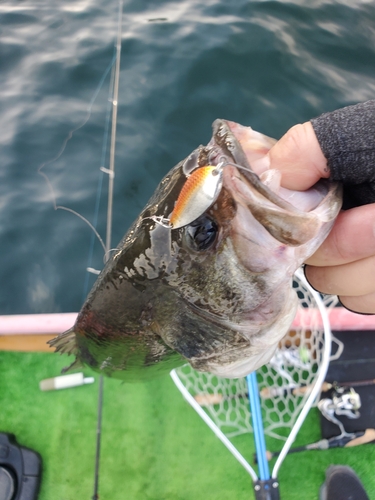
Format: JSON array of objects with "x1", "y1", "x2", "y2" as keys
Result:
[{"x1": 40, "y1": 373, "x2": 95, "y2": 391}]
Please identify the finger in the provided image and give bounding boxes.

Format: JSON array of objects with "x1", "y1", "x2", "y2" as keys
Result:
[
  {"x1": 339, "y1": 292, "x2": 375, "y2": 315},
  {"x1": 306, "y1": 203, "x2": 375, "y2": 266},
  {"x1": 305, "y1": 255, "x2": 375, "y2": 297},
  {"x1": 268, "y1": 122, "x2": 329, "y2": 191}
]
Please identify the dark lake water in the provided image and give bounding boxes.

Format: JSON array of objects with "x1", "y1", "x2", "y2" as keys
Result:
[{"x1": 1, "y1": 0, "x2": 375, "y2": 315}]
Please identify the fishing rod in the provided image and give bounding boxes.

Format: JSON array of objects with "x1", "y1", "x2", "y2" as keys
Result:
[
  {"x1": 260, "y1": 378, "x2": 375, "y2": 399},
  {"x1": 254, "y1": 385, "x2": 375, "y2": 463},
  {"x1": 92, "y1": 2, "x2": 123, "y2": 499},
  {"x1": 256, "y1": 428, "x2": 375, "y2": 462},
  {"x1": 194, "y1": 378, "x2": 375, "y2": 406}
]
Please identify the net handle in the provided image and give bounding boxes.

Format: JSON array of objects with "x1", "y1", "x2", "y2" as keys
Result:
[
  {"x1": 271, "y1": 267, "x2": 332, "y2": 478},
  {"x1": 247, "y1": 372, "x2": 270, "y2": 480}
]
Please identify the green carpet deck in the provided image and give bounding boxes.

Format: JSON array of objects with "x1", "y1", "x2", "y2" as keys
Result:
[{"x1": 1, "y1": 351, "x2": 374, "y2": 499}]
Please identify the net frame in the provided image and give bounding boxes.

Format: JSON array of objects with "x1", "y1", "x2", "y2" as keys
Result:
[{"x1": 170, "y1": 268, "x2": 332, "y2": 481}]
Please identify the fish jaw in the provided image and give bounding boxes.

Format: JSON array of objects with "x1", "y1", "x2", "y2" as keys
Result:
[
  {"x1": 223, "y1": 120, "x2": 277, "y2": 172},
  {"x1": 211, "y1": 119, "x2": 342, "y2": 254}
]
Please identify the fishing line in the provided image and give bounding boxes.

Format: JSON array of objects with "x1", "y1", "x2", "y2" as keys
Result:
[
  {"x1": 37, "y1": 51, "x2": 117, "y2": 258},
  {"x1": 149, "y1": 157, "x2": 298, "y2": 230}
]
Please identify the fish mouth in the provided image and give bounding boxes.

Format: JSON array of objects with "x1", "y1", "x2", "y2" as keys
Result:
[
  {"x1": 211, "y1": 119, "x2": 312, "y2": 213},
  {"x1": 209, "y1": 119, "x2": 337, "y2": 246}
]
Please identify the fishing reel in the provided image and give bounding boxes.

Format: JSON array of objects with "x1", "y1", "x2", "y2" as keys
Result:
[
  {"x1": 0, "y1": 433, "x2": 41, "y2": 500},
  {"x1": 318, "y1": 386, "x2": 361, "y2": 438},
  {"x1": 331, "y1": 386, "x2": 361, "y2": 418}
]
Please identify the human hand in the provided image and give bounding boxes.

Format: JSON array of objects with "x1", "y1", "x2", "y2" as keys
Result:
[{"x1": 268, "y1": 122, "x2": 375, "y2": 314}]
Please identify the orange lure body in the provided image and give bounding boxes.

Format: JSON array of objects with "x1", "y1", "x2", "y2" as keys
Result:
[{"x1": 169, "y1": 166, "x2": 223, "y2": 229}]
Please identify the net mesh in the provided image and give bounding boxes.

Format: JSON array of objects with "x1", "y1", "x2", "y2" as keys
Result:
[{"x1": 174, "y1": 273, "x2": 330, "y2": 441}]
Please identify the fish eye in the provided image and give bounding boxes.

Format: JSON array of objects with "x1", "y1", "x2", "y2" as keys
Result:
[{"x1": 184, "y1": 215, "x2": 218, "y2": 251}]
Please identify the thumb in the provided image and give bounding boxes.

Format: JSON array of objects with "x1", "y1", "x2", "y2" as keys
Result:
[{"x1": 268, "y1": 122, "x2": 329, "y2": 190}]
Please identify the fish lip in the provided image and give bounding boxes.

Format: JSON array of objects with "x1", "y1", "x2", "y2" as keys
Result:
[
  {"x1": 212, "y1": 119, "x2": 252, "y2": 168},
  {"x1": 212, "y1": 119, "x2": 305, "y2": 214}
]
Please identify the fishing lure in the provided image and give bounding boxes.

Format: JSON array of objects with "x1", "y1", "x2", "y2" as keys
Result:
[
  {"x1": 170, "y1": 165, "x2": 223, "y2": 228},
  {"x1": 151, "y1": 165, "x2": 223, "y2": 229}
]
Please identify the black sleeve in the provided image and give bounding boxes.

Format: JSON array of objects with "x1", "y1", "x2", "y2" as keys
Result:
[{"x1": 310, "y1": 100, "x2": 375, "y2": 209}]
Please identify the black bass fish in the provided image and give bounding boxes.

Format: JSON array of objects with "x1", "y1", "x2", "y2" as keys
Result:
[{"x1": 50, "y1": 120, "x2": 342, "y2": 380}]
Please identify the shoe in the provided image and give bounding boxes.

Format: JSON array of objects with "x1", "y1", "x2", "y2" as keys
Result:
[{"x1": 320, "y1": 465, "x2": 369, "y2": 500}]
